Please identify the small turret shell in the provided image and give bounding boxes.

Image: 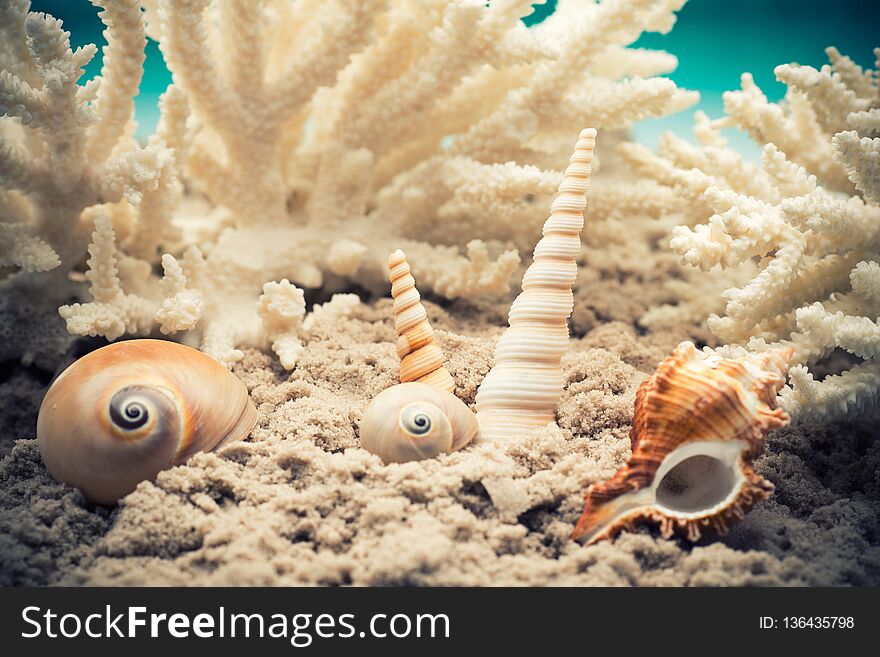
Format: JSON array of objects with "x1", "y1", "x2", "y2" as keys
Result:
[{"x1": 389, "y1": 249, "x2": 455, "y2": 392}]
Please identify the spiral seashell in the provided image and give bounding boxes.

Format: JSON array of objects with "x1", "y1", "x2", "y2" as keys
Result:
[
  {"x1": 573, "y1": 342, "x2": 793, "y2": 545},
  {"x1": 37, "y1": 339, "x2": 258, "y2": 504},
  {"x1": 476, "y1": 128, "x2": 596, "y2": 441},
  {"x1": 389, "y1": 249, "x2": 455, "y2": 392},
  {"x1": 359, "y1": 382, "x2": 478, "y2": 463}
]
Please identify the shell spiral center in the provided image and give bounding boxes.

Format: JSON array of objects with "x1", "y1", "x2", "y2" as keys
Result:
[
  {"x1": 400, "y1": 403, "x2": 435, "y2": 437},
  {"x1": 109, "y1": 386, "x2": 156, "y2": 431}
]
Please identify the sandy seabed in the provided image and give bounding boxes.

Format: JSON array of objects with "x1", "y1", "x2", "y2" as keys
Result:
[{"x1": 1, "y1": 255, "x2": 879, "y2": 587}]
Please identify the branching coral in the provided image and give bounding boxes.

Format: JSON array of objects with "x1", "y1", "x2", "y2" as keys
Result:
[
  {"x1": 632, "y1": 47, "x2": 880, "y2": 423},
  {"x1": 58, "y1": 216, "x2": 201, "y2": 341},
  {"x1": 143, "y1": 0, "x2": 697, "y2": 366},
  {"x1": 3, "y1": 0, "x2": 696, "y2": 368},
  {"x1": 0, "y1": 0, "x2": 179, "y2": 366}
]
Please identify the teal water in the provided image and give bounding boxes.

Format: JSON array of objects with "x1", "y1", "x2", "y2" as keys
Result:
[
  {"x1": 25, "y1": 0, "x2": 879, "y2": 153},
  {"x1": 630, "y1": 0, "x2": 877, "y2": 155}
]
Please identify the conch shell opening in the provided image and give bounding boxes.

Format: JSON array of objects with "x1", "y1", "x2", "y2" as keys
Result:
[{"x1": 573, "y1": 342, "x2": 792, "y2": 545}]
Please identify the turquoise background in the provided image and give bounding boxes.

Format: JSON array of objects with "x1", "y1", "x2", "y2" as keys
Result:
[{"x1": 26, "y1": 0, "x2": 879, "y2": 155}]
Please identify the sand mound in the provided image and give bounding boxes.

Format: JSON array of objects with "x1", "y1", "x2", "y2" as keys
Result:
[{"x1": 1, "y1": 296, "x2": 878, "y2": 586}]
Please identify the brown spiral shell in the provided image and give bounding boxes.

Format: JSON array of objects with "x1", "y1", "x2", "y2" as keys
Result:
[{"x1": 37, "y1": 339, "x2": 257, "y2": 504}]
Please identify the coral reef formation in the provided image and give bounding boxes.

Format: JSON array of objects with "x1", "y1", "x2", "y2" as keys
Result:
[
  {"x1": 631, "y1": 46, "x2": 880, "y2": 423},
  {"x1": 0, "y1": 0, "x2": 182, "y2": 367},
  {"x1": 1, "y1": 0, "x2": 697, "y2": 368},
  {"x1": 257, "y1": 279, "x2": 306, "y2": 370},
  {"x1": 58, "y1": 216, "x2": 201, "y2": 342},
  {"x1": 574, "y1": 342, "x2": 791, "y2": 544},
  {"x1": 476, "y1": 128, "x2": 596, "y2": 440},
  {"x1": 37, "y1": 339, "x2": 256, "y2": 504}
]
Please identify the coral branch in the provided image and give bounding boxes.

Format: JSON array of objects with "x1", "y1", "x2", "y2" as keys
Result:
[
  {"x1": 86, "y1": 0, "x2": 146, "y2": 162},
  {"x1": 58, "y1": 217, "x2": 154, "y2": 341},
  {"x1": 0, "y1": 222, "x2": 59, "y2": 272},
  {"x1": 158, "y1": 0, "x2": 232, "y2": 137},
  {"x1": 641, "y1": 45, "x2": 880, "y2": 422},
  {"x1": 257, "y1": 279, "x2": 306, "y2": 370},
  {"x1": 156, "y1": 254, "x2": 202, "y2": 335},
  {"x1": 833, "y1": 130, "x2": 880, "y2": 203}
]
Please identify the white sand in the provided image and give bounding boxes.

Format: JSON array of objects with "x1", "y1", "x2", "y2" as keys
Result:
[{"x1": 1, "y1": 289, "x2": 878, "y2": 586}]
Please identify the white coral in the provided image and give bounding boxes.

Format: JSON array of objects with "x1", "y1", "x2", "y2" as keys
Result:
[
  {"x1": 146, "y1": 0, "x2": 695, "y2": 362},
  {"x1": 58, "y1": 216, "x2": 155, "y2": 341},
  {"x1": 636, "y1": 46, "x2": 880, "y2": 423},
  {"x1": 258, "y1": 279, "x2": 306, "y2": 370},
  {"x1": 59, "y1": 217, "x2": 200, "y2": 341},
  {"x1": 155, "y1": 254, "x2": 202, "y2": 335},
  {"x1": 0, "y1": 0, "x2": 180, "y2": 365},
  {"x1": 3, "y1": 0, "x2": 697, "y2": 369},
  {"x1": 0, "y1": 222, "x2": 59, "y2": 272}
]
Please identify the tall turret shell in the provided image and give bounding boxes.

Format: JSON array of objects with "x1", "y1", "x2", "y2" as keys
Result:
[
  {"x1": 37, "y1": 339, "x2": 258, "y2": 504},
  {"x1": 389, "y1": 249, "x2": 455, "y2": 392},
  {"x1": 573, "y1": 342, "x2": 792, "y2": 545},
  {"x1": 359, "y1": 382, "x2": 478, "y2": 463},
  {"x1": 476, "y1": 128, "x2": 596, "y2": 441}
]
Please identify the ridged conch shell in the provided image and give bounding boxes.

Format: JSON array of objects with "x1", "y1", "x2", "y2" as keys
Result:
[
  {"x1": 476, "y1": 128, "x2": 596, "y2": 441},
  {"x1": 359, "y1": 382, "x2": 478, "y2": 463},
  {"x1": 389, "y1": 249, "x2": 454, "y2": 392},
  {"x1": 573, "y1": 342, "x2": 792, "y2": 545},
  {"x1": 37, "y1": 339, "x2": 258, "y2": 504}
]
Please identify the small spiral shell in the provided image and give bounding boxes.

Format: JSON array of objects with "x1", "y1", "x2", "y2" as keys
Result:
[
  {"x1": 359, "y1": 382, "x2": 478, "y2": 463},
  {"x1": 389, "y1": 249, "x2": 454, "y2": 392},
  {"x1": 476, "y1": 128, "x2": 596, "y2": 441},
  {"x1": 37, "y1": 339, "x2": 258, "y2": 504}
]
